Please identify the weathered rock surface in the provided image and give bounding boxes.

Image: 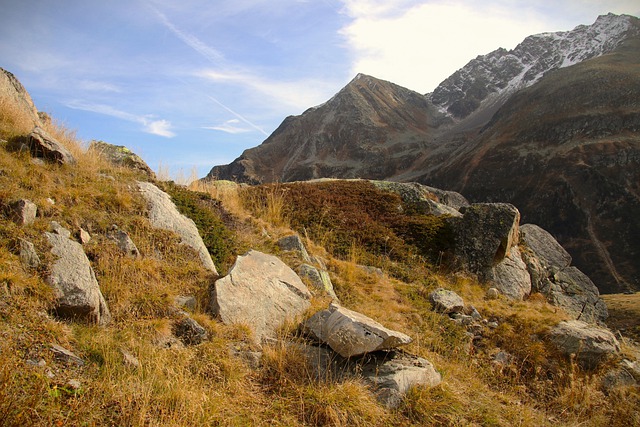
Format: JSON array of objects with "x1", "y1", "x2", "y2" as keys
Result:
[
  {"x1": 6, "y1": 199, "x2": 37, "y2": 225},
  {"x1": 541, "y1": 267, "x2": 608, "y2": 324},
  {"x1": 361, "y1": 353, "x2": 442, "y2": 408},
  {"x1": 45, "y1": 224, "x2": 111, "y2": 325},
  {"x1": 107, "y1": 227, "x2": 140, "y2": 258},
  {"x1": 297, "y1": 264, "x2": 337, "y2": 300},
  {"x1": 303, "y1": 303, "x2": 412, "y2": 357},
  {"x1": 371, "y1": 181, "x2": 467, "y2": 217},
  {"x1": 25, "y1": 127, "x2": 76, "y2": 165},
  {"x1": 602, "y1": 359, "x2": 640, "y2": 392},
  {"x1": 16, "y1": 238, "x2": 40, "y2": 269},
  {"x1": 137, "y1": 181, "x2": 217, "y2": 274},
  {"x1": 0, "y1": 67, "x2": 41, "y2": 126},
  {"x1": 548, "y1": 320, "x2": 620, "y2": 369},
  {"x1": 429, "y1": 288, "x2": 464, "y2": 314},
  {"x1": 50, "y1": 344, "x2": 84, "y2": 366},
  {"x1": 520, "y1": 224, "x2": 572, "y2": 276},
  {"x1": 89, "y1": 140, "x2": 154, "y2": 177},
  {"x1": 211, "y1": 250, "x2": 311, "y2": 343},
  {"x1": 277, "y1": 234, "x2": 311, "y2": 263},
  {"x1": 487, "y1": 246, "x2": 532, "y2": 301},
  {"x1": 450, "y1": 203, "x2": 520, "y2": 275}
]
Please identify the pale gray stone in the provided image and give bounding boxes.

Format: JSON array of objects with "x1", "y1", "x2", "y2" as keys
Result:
[
  {"x1": 45, "y1": 224, "x2": 111, "y2": 325},
  {"x1": 211, "y1": 250, "x2": 311, "y2": 343},
  {"x1": 17, "y1": 238, "x2": 40, "y2": 269},
  {"x1": 548, "y1": 320, "x2": 620, "y2": 369},
  {"x1": 26, "y1": 127, "x2": 76, "y2": 165},
  {"x1": 488, "y1": 246, "x2": 532, "y2": 300},
  {"x1": 298, "y1": 264, "x2": 337, "y2": 300},
  {"x1": 6, "y1": 199, "x2": 37, "y2": 225},
  {"x1": 137, "y1": 181, "x2": 217, "y2": 274},
  {"x1": 108, "y1": 227, "x2": 140, "y2": 257}
]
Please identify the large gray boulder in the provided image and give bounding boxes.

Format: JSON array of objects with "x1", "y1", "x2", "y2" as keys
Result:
[
  {"x1": 541, "y1": 267, "x2": 608, "y2": 324},
  {"x1": 303, "y1": 303, "x2": 412, "y2": 358},
  {"x1": 137, "y1": 181, "x2": 217, "y2": 274},
  {"x1": 548, "y1": 320, "x2": 620, "y2": 369},
  {"x1": 487, "y1": 246, "x2": 532, "y2": 301},
  {"x1": 450, "y1": 203, "x2": 520, "y2": 274},
  {"x1": 211, "y1": 250, "x2": 311, "y2": 343},
  {"x1": 45, "y1": 224, "x2": 111, "y2": 325},
  {"x1": 25, "y1": 127, "x2": 76, "y2": 165},
  {"x1": 89, "y1": 140, "x2": 154, "y2": 178},
  {"x1": 520, "y1": 223, "x2": 572, "y2": 290}
]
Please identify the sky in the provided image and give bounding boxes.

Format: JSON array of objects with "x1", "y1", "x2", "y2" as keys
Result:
[{"x1": 1, "y1": 0, "x2": 639, "y2": 178}]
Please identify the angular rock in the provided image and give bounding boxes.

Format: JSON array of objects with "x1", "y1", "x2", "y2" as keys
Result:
[
  {"x1": 450, "y1": 203, "x2": 520, "y2": 274},
  {"x1": 6, "y1": 199, "x2": 37, "y2": 225},
  {"x1": 50, "y1": 344, "x2": 84, "y2": 366},
  {"x1": 45, "y1": 224, "x2": 111, "y2": 325},
  {"x1": 542, "y1": 267, "x2": 608, "y2": 324},
  {"x1": 78, "y1": 228, "x2": 91, "y2": 244},
  {"x1": 173, "y1": 316, "x2": 208, "y2": 346},
  {"x1": 26, "y1": 127, "x2": 76, "y2": 165},
  {"x1": 297, "y1": 264, "x2": 337, "y2": 300},
  {"x1": 429, "y1": 288, "x2": 464, "y2": 314},
  {"x1": 487, "y1": 246, "x2": 532, "y2": 300},
  {"x1": 107, "y1": 227, "x2": 140, "y2": 257},
  {"x1": 50, "y1": 221, "x2": 71, "y2": 239},
  {"x1": 175, "y1": 295, "x2": 197, "y2": 311},
  {"x1": 548, "y1": 320, "x2": 620, "y2": 369},
  {"x1": 137, "y1": 181, "x2": 217, "y2": 274},
  {"x1": 602, "y1": 359, "x2": 639, "y2": 392},
  {"x1": 277, "y1": 234, "x2": 311, "y2": 263},
  {"x1": 362, "y1": 353, "x2": 442, "y2": 408},
  {"x1": 89, "y1": 140, "x2": 154, "y2": 178},
  {"x1": 303, "y1": 303, "x2": 412, "y2": 358},
  {"x1": 371, "y1": 181, "x2": 466, "y2": 217},
  {"x1": 211, "y1": 250, "x2": 311, "y2": 343},
  {"x1": 16, "y1": 238, "x2": 40, "y2": 269},
  {"x1": 520, "y1": 224, "x2": 572, "y2": 272}
]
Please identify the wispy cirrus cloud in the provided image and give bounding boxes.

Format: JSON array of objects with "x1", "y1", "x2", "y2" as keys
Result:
[
  {"x1": 65, "y1": 100, "x2": 176, "y2": 138},
  {"x1": 203, "y1": 119, "x2": 252, "y2": 134}
]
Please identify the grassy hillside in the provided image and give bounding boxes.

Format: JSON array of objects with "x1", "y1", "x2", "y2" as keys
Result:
[{"x1": 1, "y1": 98, "x2": 639, "y2": 425}]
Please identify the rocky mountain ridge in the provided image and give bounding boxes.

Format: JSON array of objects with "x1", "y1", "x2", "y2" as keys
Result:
[{"x1": 206, "y1": 13, "x2": 640, "y2": 294}]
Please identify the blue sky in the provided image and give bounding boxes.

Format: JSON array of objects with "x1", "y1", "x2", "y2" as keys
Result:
[{"x1": 1, "y1": 0, "x2": 639, "y2": 178}]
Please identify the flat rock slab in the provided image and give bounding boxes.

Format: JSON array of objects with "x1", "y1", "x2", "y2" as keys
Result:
[
  {"x1": 211, "y1": 250, "x2": 311, "y2": 343},
  {"x1": 304, "y1": 303, "x2": 412, "y2": 357},
  {"x1": 137, "y1": 181, "x2": 217, "y2": 274},
  {"x1": 45, "y1": 225, "x2": 111, "y2": 325},
  {"x1": 548, "y1": 320, "x2": 620, "y2": 369}
]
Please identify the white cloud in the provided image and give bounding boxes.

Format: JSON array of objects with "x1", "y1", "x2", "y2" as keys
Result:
[
  {"x1": 203, "y1": 119, "x2": 252, "y2": 134},
  {"x1": 339, "y1": 1, "x2": 553, "y2": 93},
  {"x1": 65, "y1": 100, "x2": 175, "y2": 138}
]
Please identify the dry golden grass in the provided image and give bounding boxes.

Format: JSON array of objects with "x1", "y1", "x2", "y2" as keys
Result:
[{"x1": 0, "y1": 94, "x2": 37, "y2": 138}]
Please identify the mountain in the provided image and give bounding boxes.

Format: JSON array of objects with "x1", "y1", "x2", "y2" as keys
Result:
[{"x1": 205, "y1": 14, "x2": 640, "y2": 294}]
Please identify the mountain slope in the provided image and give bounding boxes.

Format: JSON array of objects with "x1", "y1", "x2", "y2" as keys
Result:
[
  {"x1": 206, "y1": 74, "x2": 450, "y2": 183},
  {"x1": 423, "y1": 37, "x2": 640, "y2": 294}
]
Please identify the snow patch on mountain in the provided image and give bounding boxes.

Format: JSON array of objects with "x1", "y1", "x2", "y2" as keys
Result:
[{"x1": 428, "y1": 13, "x2": 639, "y2": 120}]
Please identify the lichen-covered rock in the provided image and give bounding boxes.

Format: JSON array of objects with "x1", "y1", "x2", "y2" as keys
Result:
[
  {"x1": 303, "y1": 303, "x2": 412, "y2": 358},
  {"x1": 487, "y1": 246, "x2": 532, "y2": 300},
  {"x1": 371, "y1": 181, "x2": 467, "y2": 217},
  {"x1": 297, "y1": 264, "x2": 337, "y2": 300},
  {"x1": 137, "y1": 181, "x2": 217, "y2": 274},
  {"x1": 211, "y1": 250, "x2": 311, "y2": 343},
  {"x1": 548, "y1": 320, "x2": 620, "y2": 369},
  {"x1": 429, "y1": 288, "x2": 464, "y2": 314},
  {"x1": 450, "y1": 203, "x2": 520, "y2": 274},
  {"x1": 45, "y1": 224, "x2": 111, "y2": 325},
  {"x1": 277, "y1": 234, "x2": 311, "y2": 263},
  {"x1": 89, "y1": 140, "x2": 154, "y2": 177}
]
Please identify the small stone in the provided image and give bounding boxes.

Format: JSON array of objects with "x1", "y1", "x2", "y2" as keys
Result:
[
  {"x1": 67, "y1": 379, "x2": 81, "y2": 390},
  {"x1": 173, "y1": 316, "x2": 209, "y2": 346},
  {"x1": 175, "y1": 295, "x2": 197, "y2": 311},
  {"x1": 17, "y1": 238, "x2": 40, "y2": 269},
  {"x1": 78, "y1": 228, "x2": 91, "y2": 244},
  {"x1": 487, "y1": 321, "x2": 499, "y2": 329},
  {"x1": 429, "y1": 288, "x2": 464, "y2": 314},
  {"x1": 120, "y1": 348, "x2": 140, "y2": 369},
  {"x1": 486, "y1": 288, "x2": 500, "y2": 299},
  {"x1": 277, "y1": 234, "x2": 311, "y2": 263},
  {"x1": 6, "y1": 199, "x2": 37, "y2": 225},
  {"x1": 50, "y1": 344, "x2": 84, "y2": 366}
]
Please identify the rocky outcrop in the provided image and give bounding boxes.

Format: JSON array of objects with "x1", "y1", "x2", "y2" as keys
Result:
[
  {"x1": 297, "y1": 264, "x2": 337, "y2": 300},
  {"x1": 137, "y1": 181, "x2": 217, "y2": 274},
  {"x1": 521, "y1": 224, "x2": 607, "y2": 323},
  {"x1": 277, "y1": 234, "x2": 311, "y2": 263},
  {"x1": 449, "y1": 203, "x2": 520, "y2": 275},
  {"x1": 23, "y1": 127, "x2": 76, "y2": 165},
  {"x1": 45, "y1": 224, "x2": 111, "y2": 325},
  {"x1": 371, "y1": 181, "x2": 467, "y2": 217},
  {"x1": 89, "y1": 140, "x2": 154, "y2": 178},
  {"x1": 0, "y1": 67, "x2": 41, "y2": 127},
  {"x1": 303, "y1": 303, "x2": 412, "y2": 358},
  {"x1": 548, "y1": 320, "x2": 620, "y2": 369},
  {"x1": 211, "y1": 250, "x2": 311, "y2": 343}
]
